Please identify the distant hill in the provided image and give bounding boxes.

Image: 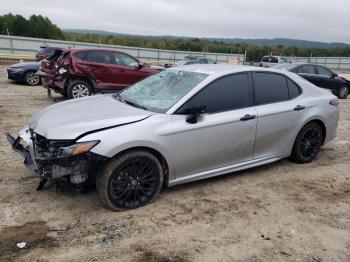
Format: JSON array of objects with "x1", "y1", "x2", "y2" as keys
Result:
[{"x1": 63, "y1": 29, "x2": 350, "y2": 49}]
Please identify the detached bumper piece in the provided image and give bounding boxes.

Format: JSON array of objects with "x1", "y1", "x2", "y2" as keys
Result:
[
  {"x1": 6, "y1": 133, "x2": 37, "y2": 174},
  {"x1": 6, "y1": 133, "x2": 48, "y2": 190}
]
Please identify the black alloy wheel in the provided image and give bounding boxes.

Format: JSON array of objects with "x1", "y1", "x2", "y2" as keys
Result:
[
  {"x1": 291, "y1": 122, "x2": 324, "y2": 164},
  {"x1": 338, "y1": 86, "x2": 349, "y2": 99},
  {"x1": 97, "y1": 151, "x2": 164, "y2": 211}
]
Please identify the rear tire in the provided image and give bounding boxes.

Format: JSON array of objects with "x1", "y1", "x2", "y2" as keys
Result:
[
  {"x1": 290, "y1": 122, "x2": 324, "y2": 164},
  {"x1": 67, "y1": 80, "x2": 92, "y2": 99},
  {"x1": 337, "y1": 86, "x2": 349, "y2": 99},
  {"x1": 24, "y1": 70, "x2": 40, "y2": 86},
  {"x1": 97, "y1": 151, "x2": 164, "y2": 211}
]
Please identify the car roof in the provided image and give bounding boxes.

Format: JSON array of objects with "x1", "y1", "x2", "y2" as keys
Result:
[
  {"x1": 67, "y1": 47, "x2": 127, "y2": 52},
  {"x1": 168, "y1": 64, "x2": 297, "y2": 77}
]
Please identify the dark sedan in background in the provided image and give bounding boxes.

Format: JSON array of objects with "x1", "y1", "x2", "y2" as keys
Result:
[
  {"x1": 7, "y1": 62, "x2": 41, "y2": 85},
  {"x1": 274, "y1": 63, "x2": 349, "y2": 99}
]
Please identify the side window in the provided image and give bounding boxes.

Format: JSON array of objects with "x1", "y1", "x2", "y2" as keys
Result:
[
  {"x1": 281, "y1": 57, "x2": 288, "y2": 63},
  {"x1": 113, "y1": 53, "x2": 139, "y2": 67},
  {"x1": 198, "y1": 58, "x2": 207, "y2": 64},
  {"x1": 180, "y1": 73, "x2": 251, "y2": 114},
  {"x1": 316, "y1": 66, "x2": 333, "y2": 77},
  {"x1": 253, "y1": 73, "x2": 289, "y2": 105},
  {"x1": 287, "y1": 79, "x2": 301, "y2": 99},
  {"x1": 271, "y1": 57, "x2": 278, "y2": 63},
  {"x1": 298, "y1": 65, "x2": 316, "y2": 74},
  {"x1": 262, "y1": 57, "x2": 269, "y2": 62},
  {"x1": 73, "y1": 51, "x2": 88, "y2": 60},
  {"x1": 207, "y1": 59, "x2": 216, "y2": 64},
  {"x1": 85, "y1": 51, "x2": 112, "y2": 64}
]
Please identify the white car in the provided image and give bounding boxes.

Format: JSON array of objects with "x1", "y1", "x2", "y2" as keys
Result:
[{"x1": 260, "y1": 56, "x2": 289, "y2": 68}]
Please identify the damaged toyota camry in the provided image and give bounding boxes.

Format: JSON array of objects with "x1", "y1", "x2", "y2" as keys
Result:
[{"x1": 6, "y1": 65, "x2": 339, "y2": 211}]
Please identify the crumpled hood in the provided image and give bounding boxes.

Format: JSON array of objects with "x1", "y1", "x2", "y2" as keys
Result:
[{"x1": 29, "y1": 95, "x2": 153, "y2": 140}]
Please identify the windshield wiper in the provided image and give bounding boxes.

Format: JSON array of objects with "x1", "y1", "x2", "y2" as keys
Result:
[
  {"x1": 114, "y1": 94, "x2": 147, "y2": 110},
  {"x1": 124, "y1": 99, "x2": 148, "y2": 110}
]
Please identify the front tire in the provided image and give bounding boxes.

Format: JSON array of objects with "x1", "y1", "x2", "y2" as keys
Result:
[
  {"x1": 67, "y1": 80, "x2": 92, "y2": 99},
  {"x1": 97, "y1": 151, "x2": 164, "y2": 211},
  {"x1": 337, "y1": 86, "x2": 349, "y2": 99},
  {"x1": 24, "y1": 71, "x2": 40, "y2": 86},
  {"x1": 290, "y1": 122, "x2": 324, "y2": 164}
]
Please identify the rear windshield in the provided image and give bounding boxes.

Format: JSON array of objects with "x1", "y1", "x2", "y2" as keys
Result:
[
  {"x1": 47, "y1": 49, "x2": 65, "y2": 62},
  {"x1": 262, "y1": 56, "x2": 278, "y2": 63}
]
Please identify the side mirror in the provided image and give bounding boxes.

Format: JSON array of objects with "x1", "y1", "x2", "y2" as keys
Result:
[
  {"x1": 137, "y1": 62, "x2": 143, "y2": 70},
  {"x1": 185, "y1": 105, "x2": 206, "y2": 124},
  {"x1": 332, "y1": 73, "x2": 338, "y2": 78}
]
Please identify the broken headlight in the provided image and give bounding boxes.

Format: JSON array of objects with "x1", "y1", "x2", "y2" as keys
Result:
[
  {"x1": 58, "y1": 67, "x2": 68, "y2": 75},
  {"x1": 56, "y1": 140, "x2": 100, "y2": 158}
]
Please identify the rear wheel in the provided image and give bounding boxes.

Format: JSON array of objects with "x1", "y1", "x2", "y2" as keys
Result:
[
  {"x1": 291, "y1": 122, "x2": 324, "y2": 164},
  {"x1": 337, "y1": 86, "x2": 349, "y2": 99},
  {"x1": 67, "y1": 80, "x2": 92, "y2": 99},
  {"x1": 97, "y1": 151, "x2": 164, "y2": 211},
  {"x1": 24, "y1": 71, "x2": 40, "y2": 85}
]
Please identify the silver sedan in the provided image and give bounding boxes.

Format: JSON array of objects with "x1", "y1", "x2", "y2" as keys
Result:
[{"x1": 7, "y1": 65, "x2": 339, "y2": 210}]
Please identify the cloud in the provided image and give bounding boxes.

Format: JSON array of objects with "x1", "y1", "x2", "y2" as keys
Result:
[{"x1": 1, "y1": 0, "x2": 349, "y2": 43}]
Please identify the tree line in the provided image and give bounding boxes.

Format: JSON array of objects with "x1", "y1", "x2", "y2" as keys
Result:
[{"x1": 1, "y1": 13, "x2": 350, "y2": 61}]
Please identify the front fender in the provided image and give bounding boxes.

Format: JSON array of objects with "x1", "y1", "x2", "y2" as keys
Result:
[{"x1": 76, "y1": 115, "x2": 175, "y2": 180}]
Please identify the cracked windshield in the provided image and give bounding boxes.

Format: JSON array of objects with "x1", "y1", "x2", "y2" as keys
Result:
[{"x1": 119, "y1": 70, "x2": 208, "y2": 113}]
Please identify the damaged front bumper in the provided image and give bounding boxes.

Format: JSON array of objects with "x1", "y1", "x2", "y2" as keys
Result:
[{"x1": 6, "y1": 129, "x2": 108, "y2": 190}]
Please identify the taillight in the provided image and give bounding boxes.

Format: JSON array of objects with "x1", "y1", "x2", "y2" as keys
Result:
[{"x1": 329, "y1": 98, "x2": 339, "y2": 107}]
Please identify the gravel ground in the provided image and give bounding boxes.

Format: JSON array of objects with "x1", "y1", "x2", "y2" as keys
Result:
[{"x1": 0, "y1": 65, "x2": 350, "y2": 262}]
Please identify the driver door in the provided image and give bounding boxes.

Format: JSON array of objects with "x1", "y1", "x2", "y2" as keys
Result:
[
  {"x1": 171, "y1": 73, "x2": 257, "y2": 178},
  {"x1": 315, "y1": 65, "x2": 340, "y2": 91},
  {"x1": 110, "y1": 52, "x2": 149, "y2": 88}
]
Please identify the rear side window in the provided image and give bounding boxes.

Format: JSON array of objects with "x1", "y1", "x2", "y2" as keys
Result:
[
  {"x1": 253, "y1": 73, "x2": 289, "y2": 105},
  {"x1": 298, "y1": 65, "x2": 316, "y2": 74},
  {"x1": 85, "y1": 51, "x2": 112, "y2": 64},
  {"x1": 287, "y1": 79, "x2": 301, "y2": 99},
  {"x1": 73, "y1": 51, "x2": 88, "y2": 60},
  {"x1": 180, "y1": 73, "x2": 251, "y2": 114}
]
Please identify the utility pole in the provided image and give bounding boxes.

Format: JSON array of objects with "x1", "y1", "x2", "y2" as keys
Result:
[{"x1": 7, "y1": 28, "x2": 14, "y2": 54}]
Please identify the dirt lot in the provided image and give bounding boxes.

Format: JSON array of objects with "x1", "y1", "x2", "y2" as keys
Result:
[{"x1": 0, "y1": 65, "x2": 350, "y2": 262}]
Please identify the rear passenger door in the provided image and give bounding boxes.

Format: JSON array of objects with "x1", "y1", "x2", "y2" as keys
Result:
[
  {"x1": 252, "y1": 72, "x2": 303, "y2": 159},
  {"x1": 82, "y1": 51, "x2": 115, "y2": 88}
]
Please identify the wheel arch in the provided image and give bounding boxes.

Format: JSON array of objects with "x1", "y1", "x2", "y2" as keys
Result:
[
  {"x1": 301, "y1": 119, "x2": 327, "y2": 145},
  {"x1": 106, "y1": 146, "x2": 170, "y2": 188},
  {"x1": 23, "y1": 69, "x2": 40, "y2": 83},
  {"x1": 64, "y1": 75, "x2": 96, "y2": 94}
]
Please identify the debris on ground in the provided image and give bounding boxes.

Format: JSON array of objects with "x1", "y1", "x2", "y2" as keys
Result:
[{"x1": 16, "y1": 242, "x2": 27, "y2": 249}]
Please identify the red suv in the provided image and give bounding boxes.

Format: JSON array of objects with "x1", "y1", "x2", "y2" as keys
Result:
[{"x1": 38, "y1": 48, "x2": 160, "y2": 99}]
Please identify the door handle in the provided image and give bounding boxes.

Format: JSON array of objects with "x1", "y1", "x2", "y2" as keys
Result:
[
  {"x1": 240, "y1": 114, "x2": 256, "y2": 121},
  {"x1": 294, "y1": 105, "x2": 306, "y2": 111}
]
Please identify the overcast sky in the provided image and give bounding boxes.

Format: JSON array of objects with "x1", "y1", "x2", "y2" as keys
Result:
[{"x1": 1, "y1": 0, "x2": 349, "y2": 43}]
